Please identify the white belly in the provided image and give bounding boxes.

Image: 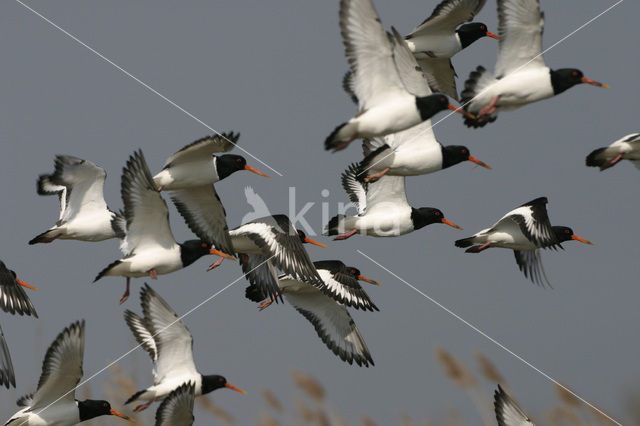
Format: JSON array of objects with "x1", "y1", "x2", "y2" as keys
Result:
[
  {"x1": 407, "y1": 34, "x2": 461, "y2": 59},
  {"x1": 386, "y1": 145, "x2": 443, "y2": 176},
  {"x1": 153, "y1": 160, "x2": 218, "y2": 190},
  {"x1": 7, "y1": 403, "x2": 79, "y2": 426},
  {"x1": 472, "y1": 229, "x2": 537, "y2": 250},
  {"x1": 141, "y1": 375, "x2": 202, "y2": 401},
  {"x1": 354, "y1": 97, "x2": 422, "y2": 138},
  {"x1": 108, "y1": 245, "x2": 182, "y2": 277},
  {"x1": 63, "y1": 211, "x2": 115, "y2": 241},
  {"x1": 355, "y1": 208, "x2": 413, "y2": 237}
]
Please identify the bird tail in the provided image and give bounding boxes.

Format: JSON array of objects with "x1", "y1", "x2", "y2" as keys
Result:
[
  {"x1": 93, "y1": 260, "x2": 122, "y2": 282},
  {"x1": 28, "y1": 229, "x2": 61, "y2": 245},
  {"x1": 585, "y1": 147, "x2": 607, "y2": 168},
  {"x1": 325, "y1": 214, "x2": 348, "y2": 236},
  {"x1": 324, "y1": 122, "x2": 354, "y2": 151},
  {"x1": 124, "y1": 388, "x2": 146, "y2": 405},
  {"x1": 461, "y1": 65, "x2": 498, "y2": 128},
  {"x1": 454, "y1": 236, "x2": 475, "y2": 248}
]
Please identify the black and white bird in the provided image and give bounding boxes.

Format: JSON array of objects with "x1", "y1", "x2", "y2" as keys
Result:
[
  {"x1": 29, "y1": 155, "x2": 122, "y2": 244},
  {"x1": 405, "y1": 0, "x2": 498, "y2": 100},
  {"x1": 494, "y1": 384, "x2": 535, "y2": 425},
  {"x1": 124, "y1": 284, "x2": 246, "y2": 412},
  {"x1": 461, "y1": 0, "x2": 608, "y2": 127},
  {"x1": 5, "y1": 321, "x2": 132, "y2": 425},
  {"x1": 0, "y1": 260, "x2": 38, "y2": 389},
  {"x1": 326, "y1": 164, "x2": 462, "y2": 240},
  {"x1": 246, "y1": 260, "x2": 379, "y2": 367},
  {"x1": 325, "y1": 0, "x2": 470, "y2": 152},
  {"x1": 153, "y1": 133, "x2": 269, "y2": 257},
  {"x1": 212, "y1": 215, "x2": 328, "y2": 305},
  {"x1": 586, "y1": 133, "x2": 640, "y2": 171},
  {"x1": 94, "y1": 150, "x2": 234, "y2": 304},
  {"x1": 454, "y1": 197, "x2": 593, "y2": 286},
  {"x1": 154, "y1": 382, "x2": 195, "y2": 426}
]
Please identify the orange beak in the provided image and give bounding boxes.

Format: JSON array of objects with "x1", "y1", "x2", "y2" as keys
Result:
[
  {"x1": 571, "y1": 234, "x2": 594, "y2": 245},
  {"x1": 467, "y1": 155, "x2": 492, "y2": 169},
  {"x1": 209, "y1": 248, "x2": 238, "y2": 261},
  {"x1": 358, "y1": 275, "x2": 381, "y2": 286},
  {"x1": 448, "y1": 104, "x2": 475, "y2": 119},
  {"x1": 16, "y1": 279, "x2": 38, "y2": 291},
  {"x1": 486, "y1": 31, "x2": 499, "y2": 39},
  {"x1": 225, "y1": 383, "x2": 247, "y2": 394},
  {"x1": 581, "y1": 77, "x2": 609, "y2": 88},
  {"x1": 244, "y1": 164, "x2": 270, "y2": 178},
  {"x1": 303, "y1": 237, "x2": 328, "y2": 248},
  {"x1": 110, "y1": 409, "x2": 134, "y2": 421},
  {"x1": 441, "y1": 218, "x2": 463, "y2": 230}
]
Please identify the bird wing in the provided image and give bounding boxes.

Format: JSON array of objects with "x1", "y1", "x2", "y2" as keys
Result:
[
  {"x1": 390, "y1": 28, "x2": 431, "y2": 97},
  {"x1": 513, "y1": 250, "x2": 551, "y2": 287},
  {"x1": 409, "y1": 0, "x2": 487, "y2": 35},
  {"x1": 140, "y1": 285, "x2": 198, "y2": 384},
  {"x1": 0, "y1": 263, "x2": 38, "y2": 317},
  {"x1": 365, "y1": 175, "x2": 409, "y2": 214},
  {"x1": 120, "y1": 150, "x2": 177, "y2": 256},
  {"x1": 494, "y1": 0, "x2": 545, "y2": 77},
  {"x1": 496, "y1": 197, "x2": 554, "y2": 247},
  {"x1": 315, "y1": 267, "x2": 378, "y2": 312},
  {"x1": 339, "y1": 0, "x2": 408, "y2": 111},
  {"x1": 417, "y1": 57, "x2": 459, "y2": 100},
  {"x1": 169, "y1": 185, "x2": 234, "y2": 255},
  {"x1": 341, "y1": 163, "x2": 367, "y2": 215},
  {"x1": 154, "y1": 382, "x2": 195, "y2": 426},
  {"x1": 29, "y1": 320, "x2": 85, "y2": 408},
  {"x1": 285, "y1": 289, "x2": 374, "y2": 367},
  {"x1": 124, "y1": 310, "x2": 158, "y2": 363},
  {"x1": 36, "y1": 175, "x2": 68, "y2": 221},
  {"x1": 494, "y1": 384, "x2": 535, "y2": 425},
  {"x1": 239, "y1": 254, "x2": 282, "y2": 304},
  {"x1": 161, "y1": 133, "x2": 240, "y2": 169},
  {"x1": 0, "y1": 323, "x2": 15, "y2": 389}
]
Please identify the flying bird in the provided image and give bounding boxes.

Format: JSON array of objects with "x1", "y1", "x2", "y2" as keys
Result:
[
  {"x1": 0, "y1": 260, "x2": 38, "y2": 389},
  {"x1": 246, "y1": 260, "x2": 379, "y2": 367},
  {"x1": 326, "y1": 163, "x2": 462, "y2": 240},
  {"x1": 494, "y1": 384, "x2": 535, "y2": 425},
  {"x1": 5, "y1": 320, "x2": 132, "y2": 425},
  {"x1": 154, "y1": 382, "x2": 195, "y2": 426},
  {"x1": 325, "y1": 0, "x2": 470, "y2": 152},
  {"x1": 461, "y1": 0, "x2": 608, "y2": 127},
  {"x1": 454, "y1": 197, "x2": 593, "y2": 286},
  {"x1": 124, "y1": 284, "x2": 246, "y2": 412},
  {"x1": 405, "y1": 0, "x2": 498, "y2": 100},
  {"x1": 586, "y1": 133, "x2": 640, "y2": 171},
  {"x1": 94, "y1": 150, "x2": 234, "y2": 304},
  {"x1": 29, "y1": 155, "x2": 122, "y2": 244}
]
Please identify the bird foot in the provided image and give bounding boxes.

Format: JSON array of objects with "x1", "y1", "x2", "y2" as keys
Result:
[
  {"x1": 333, "y1": 229, "x2": 358, "y2": 240},
  {"x1": 207, "y1": 257, "x2": 225, "y2": 271},
  {"x1": 133, "y1": 398, "x2": 156, "y2": 412},
  {"x1": 331, "y1": 138, "x2": 355, "y2": 153},
  {"x1": 465, "y1": 242, "x2": 491, "y2": 253},
  {"x1": 364, "y1": 167, "x2": 390, "y2": 183},
  {"x1": 600, "y1": 154, "x2": 622, "y2": 171},
  {"x1": 148, "y1": 269, "x2": 158, "y2": 280},
  {"x1": 258, "y1": 296, "x2": 277, "y2": 311}
]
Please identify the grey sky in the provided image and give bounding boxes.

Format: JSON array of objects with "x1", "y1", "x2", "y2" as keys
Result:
[{"x1": 1, "y1": 0, "x2": 638, "y2": 424}]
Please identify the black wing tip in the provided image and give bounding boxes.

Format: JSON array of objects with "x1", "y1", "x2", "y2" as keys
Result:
[
  {"x1": 521, "y1": 196, "x2": 548, "y2": 208},
  {"x1": 0, "y1": 284, "x2": 38, "y2": 317},
  {"x1": 342, "y1": 71, "x2": 358, "y2": 104},
  {"x1": 461, "y1": 65, "x2": 488, "y2": 104},
  {"x1": 39, "y1": 320, "x2": 85, "y2": 388},
  {"x1": 585, "y1": 147, "x2": 607, "y2": 167},
  {"x1": 36, "y1": 174, "x2": 60, "y2": 196},
  {"x1": 324, "y1": 122, "x2": 348, "y2": 151},
  {"x1": 17, "y1": 393, "x2": 33, "y2": 406}
]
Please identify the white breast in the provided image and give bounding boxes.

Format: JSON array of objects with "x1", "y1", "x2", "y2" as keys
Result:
[{"x1": 407, "y1": 34, "x2": 461, "y2": 59}]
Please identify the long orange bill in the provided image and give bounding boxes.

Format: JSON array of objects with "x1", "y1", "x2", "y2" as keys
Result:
[
  {"x1": 467, "y1": 156, "x2": 492, "y2": 169},
  {"x1": 486, "y1": 31, "x2": 499, "y2": 39},
  {"x1": 441, "y1": 218, "x2": 463, "y2": 230},
  {"x1": 581, "y1": 77, "x2": 609, "y2": 88},
  {"x1": 448, "y1": 104, "x2": 475, "y2": 119},
  {"x1": 571, "y1": 234, "x2": 594, "y2": 245},
  {"x1": 110, "y1": 409, "x2": 134, "y2": 421},
  {"x1": 225, "y1": 383, "x2": 248, "y2": 394},
  {"x1": 209, "y1": 248, "x2": 238, "y2": 261},
  {"x1": 244, "y1": 164, "x2": 270, "y2": 178},
  {"x1": 16, "y1": 279, "x2": 38, "y2": 291},
  {"x1": 304, "y1": 237, "x2": 328, "y2": 248},
  {"x1": 358, "y1": 275, "x2": 381, "y2": 286}
]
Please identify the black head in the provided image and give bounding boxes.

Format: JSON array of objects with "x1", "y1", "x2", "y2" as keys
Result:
[
  {"x1": 551, "y1": 226, "x2": 594, "y2": 245},
  {"x1": 415, "y1": 94, "x2": 451, "y2": 121},
  {"x1": 456, "y1": 22, "x2": 498, "y2": 49},
  {"x1": 78, "y1": 400, "x2": 131, "y2": 422},
  {"x1": 550, "y1": 69, "x2": 608, "y2": 95},
  {"x1": 202, "y1": 374, "x2": 247, "y2": 395},
  {"x1": 179, "y1": 240, "x2": 212, "y2": 267},
  {"x1": 345, "y1": 265, "x2": 362, "y2": 278},
  {"x1": 216, "y1": 154, "x2": 248, "y2": 180},
  {"x1": 410, "y1": 208, "x2": 462, "y2": 231},
  {"x1": 442, "y1": 145, "x2": 492, "y2": 170}
]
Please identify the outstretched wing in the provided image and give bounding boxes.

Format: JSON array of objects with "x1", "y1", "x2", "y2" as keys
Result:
[
  {"x1": 0, "y1": 323, "x2": 15, "y2": 389},
  {"x1": 494, "y1": 384, "x2": 535, "y2": 425},
  {"x1": 409, "y1": 0, "x2": 487, "y2": 35},
  {"x1": 162, "y1": 133, "x2": 240, "y2": 169},
  {"x1": 154, "y1": 382, "x2": 195, "y2": 426},
  {"x1": 0, "y1": 262, "x2": 38, "y2": 317},
  {"x1": 341, "y1": 163, "x2": 367, "y2": 215},
  {"x1": 417, "y1": 57, "x2": 458, "y2": 100},
  {"x1": 513, "y1": 250, "x2": 551, "y2": 288},
  {"x1": 239, "y1": 254, "x2": 282, "y2": 304},
  {"x1": 124, "y1": 310, "x2": 158, "y2": 363}
]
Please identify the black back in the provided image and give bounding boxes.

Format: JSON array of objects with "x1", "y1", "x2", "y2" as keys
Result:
[
  {"x1": 415, "y1": 94, "x2": 451, "y2": 121},
  {"x1": 78, "y1": 400, "x2": 116, "y2": 421},
  {"x1": 457, "y1": 22, "x2": 491, "y2": 49},
  {"x1": 410, "y1": 207, "x2": 445, "y2": 230},
  {"x1": 441, "y1": 145, "x2": 472, "y2": 169},
  {"x1": 201, "y1": 374, "x2": 229, "y2": 395},
  {"x1": 312, "y1": 260, "x2": 347, "y2": 274},
  {"x1": 216, "y1": 154, "x2": 247, "y2": 181},
  {"x1": 550, "y1": 68, "x2": 585, "y2": 95},
  {"x1": 179, "y1": 240, "x2": 211, "y2": 267}
]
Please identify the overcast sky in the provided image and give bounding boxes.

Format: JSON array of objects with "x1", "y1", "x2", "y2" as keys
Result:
[{"x1": 1, "y1": 0, "x2": 639, "y2": 424}]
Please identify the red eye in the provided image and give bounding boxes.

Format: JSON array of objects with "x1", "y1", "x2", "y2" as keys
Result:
[
  {"x1": 435, "y1": 212, "x2": 441, "y2": 216},
  {"x1": 565, "y1": 229, "x2": 570, "y2": 234},
  {"x1": 201, "y1": 243, "x2": 207, "y2": 248},
  {"x1": 219, "y1": 378, "x2": 224, "y2": 382},
  {"x1": 103, "y1": 403, "x2": 108, "y2": 407},
  {"x1": 461, "y1": 149, "x2": 467, "y2": 154},
  {"x1": 572, "y1": 71, "x2": 578, "y2": 76},
  {"x1": 237, "y1": 158, "x2": 242, "y2": 162},
  {"x1": 481, "y1": 25, "x2": 486, "y2": 30}
]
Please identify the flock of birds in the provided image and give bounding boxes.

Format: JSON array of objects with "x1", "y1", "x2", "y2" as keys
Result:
[{"x1": 0, "y1": 0, "x2": 636, "y2": 424}]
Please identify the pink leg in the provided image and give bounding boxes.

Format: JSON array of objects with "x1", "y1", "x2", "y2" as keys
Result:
[
  {"x1": 364, "y1": 167, "x2": 391, "y2": 183},
  {"x1": 157, "y1": 185, "x2": 163, "y2": 191},
  {"x1": 148, "y1": 269, "x2": 158, "y2": 279},
  {"x1": 425, "y1": 51, "x2": 436, "y2": 58},
  {"x1": 600, "y1": 154, "x2": 623, "y2": 171},
  {"x1": 134, "y1": 397, "x2": 157, "y2": 412},
  {"x1": 119, "y1": 277, "x2": 131, "y2": 305},
  {"x1": 258, "y1": 295, "x2": 278, "y2": 311},
  {"x1": 478, "y1": 95, "x2": 500, "y2": 118},
  {"x1": 333, "y1": 229, "x2": 358, "y2": 241},
  {"x1": 207, "y1": 256, "x2": 225, "y2": 271},
  {"x1": 331, "y1": 137, "x2": 355, "y2": 153},
  {"x1": 465, "y1": 242, "x2": 491, "y2": 253}
]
